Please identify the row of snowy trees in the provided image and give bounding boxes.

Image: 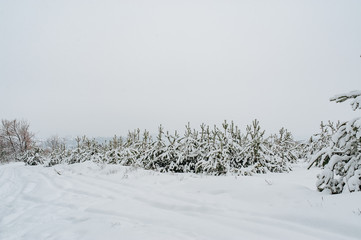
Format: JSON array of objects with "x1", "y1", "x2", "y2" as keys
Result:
[
  {"x1": 6, "y1": 90, "x2": 360, "y2": 194},
  {"x1": 23, "y1": 120, "x2": 301, "y2": 175}
]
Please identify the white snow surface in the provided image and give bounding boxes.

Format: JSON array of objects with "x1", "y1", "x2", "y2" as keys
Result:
[{"x1": 1, "y1": 162, "x2": 361, "y2": 240}]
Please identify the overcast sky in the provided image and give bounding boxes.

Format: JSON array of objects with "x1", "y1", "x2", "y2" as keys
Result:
[{"x1": 1, "y1": 0, "x2": 360, "y2": 139}]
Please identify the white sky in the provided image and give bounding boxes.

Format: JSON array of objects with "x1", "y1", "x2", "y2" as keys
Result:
[{"x1": 1, "y1": 0, "x2": 360, "y2": 139}]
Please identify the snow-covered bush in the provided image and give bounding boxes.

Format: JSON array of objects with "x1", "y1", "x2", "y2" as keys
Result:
[
  {"x1": 316, "y1": 91, "x2": 361, "y2": 194},
  {"x1": 21, "y1": 148, "x2": 45, "y2": 166}
]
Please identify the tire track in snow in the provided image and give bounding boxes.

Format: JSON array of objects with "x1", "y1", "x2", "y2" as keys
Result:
[
  {"x1": 47, "y1": 169, "x2": 300, "y2": 240},
  {"x1": 44, "y1": 167, "x2": 339, "y2": 240},
  {"x1": 68, "y1": 172, "x2": 226, "y2": 214},
  {"x1": 2, "y1": 164, "x2": 361, "y2": 240}
]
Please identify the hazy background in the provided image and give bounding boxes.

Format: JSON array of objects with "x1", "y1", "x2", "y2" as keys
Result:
[{"x1": 1, "y1": 0, "x2": 360, "y2": 140}]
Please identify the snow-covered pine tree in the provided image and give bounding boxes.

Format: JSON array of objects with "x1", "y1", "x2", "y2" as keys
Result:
[
  {"x1": 316, "y1": 90, "x2": 361, "y2": 193},
  {"x1": 65, "y1": 136, "x2": 103, "y2": 164},
  {"x1": 307, "y1": 121, "x2": 340, "y2": 168},
  {"x1": 219, "y1": 120, "x2": 239, "y2": 174},
  {"x1": 22, "y1": 147, "x2": 45, "y2": 166},
  {"x1": 163, "y1": 130, "x2": 182, "y2": 172},
  {"x1": 136, "y1": 130, "x2": 151, "y2": 167},
  {"x1": 46, "y1": 144, "x2": 67, "y2": 166},
  {"x1": 227, "y1": 121, "x2": 244, "y2": 172},
  {"x1": 105, "y1": 135, "x2": 123, "y2": 164},
  {"x1": 66, "y1": 136, "x2": 83, "y2": 164},
  {"x1": 211, "y1": 120, "x2": 241, "y2": 174},
  {"x1": 203, "y1": 125, "x2": 227, "y2": 174},
  {"x1": 83, "y1": 137, "x2": 104, "y2": 163},
  {"x1": 197, "y1": 123, "x2": 211, "y2": 169},
  {"x1": 195, "y1": 124, "x2": 212, "y2": 173},
  {"x1": 239, "y1": 119, "x2": 270, "y2": 174},
  {"x1": 266, "y1": 128, "x2": 294, "y2": 172},
  {"x1": 143, "y1": 125, "x2": 168, "y2": 171},
  {"x1": 177, "y1": 123, "x2": 201, "y2": 173},
  {"x1": 195, "y1": 124, "x2": 228, "y2": 175},
  {"x1": 118, "y1": 130, "x2": 140, "y2": 166}
]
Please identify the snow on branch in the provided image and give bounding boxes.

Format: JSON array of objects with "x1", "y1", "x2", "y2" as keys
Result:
[{"x1": 330, "y1": 90, "x2": 361, "y2": 111}]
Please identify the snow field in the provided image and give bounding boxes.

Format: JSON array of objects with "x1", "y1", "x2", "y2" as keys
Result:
[{"x1": 1, "y1": 162, "x2": 361, "y2": 240}]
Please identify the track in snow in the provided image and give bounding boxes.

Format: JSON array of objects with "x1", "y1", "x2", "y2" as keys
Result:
[{"x1": 1, "y1": 162, "x2": 360, "y2": 240}]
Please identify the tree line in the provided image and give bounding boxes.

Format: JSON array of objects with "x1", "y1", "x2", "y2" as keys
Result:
[
  {"x1": 17, "y1": 120, "x2": 301, "y2": 175},
  {"x1": 1, "y1": 91, "x2": 360, "y2": 194}
]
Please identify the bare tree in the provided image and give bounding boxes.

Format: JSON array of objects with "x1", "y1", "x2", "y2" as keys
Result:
[
  {"x1": 45, "y1": 135, "x2": 65, "y2": 151},
  {"x1": 0, "y1": 119, "x2": 35, "y2": 161}
]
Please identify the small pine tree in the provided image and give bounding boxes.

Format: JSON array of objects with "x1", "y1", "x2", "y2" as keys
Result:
[
  {"x1": 22, "y1": 148, "x2": 45, "y2": 166},
  {"x1": 118, "y1": 131, "x2": 139, "y2": 166},
  {"x1": 266, "y1": 128, "x2": 294, "y2": 172},
  {"x1": 143, "y1": 125, "x2": 168, "y2": 170},
  {"x1": 240, "y1": 119, "x2": 269, "y2": 173},
  {"x1": 199, "y1": 124, "x2": 230, "y2": 175},
  {"x1": 307, "y1": 121, "x2": 340, "y2": 168},
  {"x1": 178, "y1": 123, "x2": 201, "y2": 172},
  {"x1": 316, "y1": 91, "x2": 361, "y2": 193},
  {"x1": 163, "y1": 130, "x2": 182, "y2": 172}
]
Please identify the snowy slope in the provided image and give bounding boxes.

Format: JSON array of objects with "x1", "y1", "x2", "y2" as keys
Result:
[{"x1": 1, "y1": 162, "x2": 360, "y2": 240}]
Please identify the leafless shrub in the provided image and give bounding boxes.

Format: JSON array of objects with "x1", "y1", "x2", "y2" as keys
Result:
[
  {"x1": 45, "y1": 135, "x2": 65, "y2": 152},
  {"x1": 0, "y1": 119, "x2": 35, "y2": 162}
]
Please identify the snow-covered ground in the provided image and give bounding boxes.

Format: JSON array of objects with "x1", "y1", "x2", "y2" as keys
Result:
[{"x1": 1, "y1": 162, "x2": 360, "y2": 240}]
